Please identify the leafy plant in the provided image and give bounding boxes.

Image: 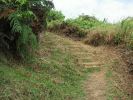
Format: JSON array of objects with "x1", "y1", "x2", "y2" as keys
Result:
[
  {"x1": 47, "y1": 9, "x2": 65, "y2": 22},
  {"x1": 66, "y1": 15, "x2": 104, "y2": 30},
  {"x1": 114, "y1": 17, "x2": 133, "y2": 49},
  {"x1": 0, "y1": 0, "x2": 54, "y2": 59}
]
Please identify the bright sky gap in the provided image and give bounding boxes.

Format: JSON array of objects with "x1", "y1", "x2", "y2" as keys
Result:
[{"x1": 53, "y1": 0, "x2": 133, "y2": 23}]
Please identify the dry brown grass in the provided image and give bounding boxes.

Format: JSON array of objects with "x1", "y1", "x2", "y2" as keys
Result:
[{"x1": 84, "y1": 26, "x2": 118, "y2": 46}]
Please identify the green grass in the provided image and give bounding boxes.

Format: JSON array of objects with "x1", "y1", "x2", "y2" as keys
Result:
[
  {"x1": 0, "y1": 34, "x2": 87, "y2": 100},
  {"x1": 105, "y1": 62, "x2": 132, "y2": 100},
  {"x1": 106, "y1": 70, "x2": 127, "y2": 100}
]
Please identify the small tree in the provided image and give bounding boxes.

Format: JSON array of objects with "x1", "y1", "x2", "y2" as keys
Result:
[{"x1": 0, "y1": 0, "x2": 54, "y2": 59}]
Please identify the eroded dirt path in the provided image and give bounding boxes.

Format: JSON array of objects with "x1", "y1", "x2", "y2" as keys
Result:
[
  {"x1": 61, "y1": 42, "x2": 109, "y2": 100},
  {"x1": 84, "y1": 70, "x2": 106, "y2": 100},
  {"x1": 44, "y1": 32, "x2": 132, "y2": 100}
]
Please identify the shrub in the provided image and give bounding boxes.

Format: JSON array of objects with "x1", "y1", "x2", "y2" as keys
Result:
[
  {"x1": 84, "y1": 24, "x2": 117, "y2": 46},
  {"x1": 126, "y1": 32, "x2": 133, "y2": 49},
  {"x1": 48, "y1": 16, "x2": 87, "y2": 38},
  {"x1": 0, "y1": 0, "x2": 54, "y2": 59},
  {"x1": 66, "y1": 15, "x2": 105, "y2": 30},
  {"x1": 48, "y1": 21, "x2": 87, "y2": 38},
  {"x1": 84, "y1": 31, "x2": 105, "y2": 46},
  {"x1": 115, "y1": 17, "x2": 133, "y2": 49},
  {"x1": 61, "y1": 22, "x2": 88, "y2": 38},
  {"x1": 47, "y1": 9, "x2": 65, "y2": 22},
  {"x1": 47, "y1": 20, "x2": 63, "y2": 32}
]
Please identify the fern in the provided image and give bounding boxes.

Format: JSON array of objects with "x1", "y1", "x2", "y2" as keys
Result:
[
  {"x1": 0, "y1": 0, "x2": 54, "y2": 59},
  {"x1": 8, "y1": 10, "x2": 37, "y2": 59},
  {"x1": 8, "y1": 13, "x2": 22, "y2": 33},
  {"x1": 17, "y1": 25, "x2": 37, "y2": 59},
  {"x1": 8, "y1": 10, "x2": 36, "y2": 33}
]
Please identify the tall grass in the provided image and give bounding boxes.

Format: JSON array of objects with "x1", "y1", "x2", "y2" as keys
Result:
[
  {"x1": 84, "y1": 17, "x2": 133, "y2": 49},
  {"x1": 120, "y1": 17, "x2": 133, "y2": 49}
]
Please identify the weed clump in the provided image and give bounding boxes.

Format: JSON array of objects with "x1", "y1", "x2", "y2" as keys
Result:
[
  {"x1": 84, "y1": 32, "x2": 105, "y2": 46},
  {"x1": 48, "y1": 21, "x2": 88, "y2": 39}
]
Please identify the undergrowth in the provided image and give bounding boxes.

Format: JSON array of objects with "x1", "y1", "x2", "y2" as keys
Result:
[
  {"x1": 0, "y1": 33, "x2": 87, "y2": 100},
  {"x1": 47, "y1": 10, "x2": 133, "y2": 50},
  {"x1": 105, "y1": 61, "x2": 133, "y2": 100},
  {"x1": 0, "y1": 0, "x2": 54, "y2": 59}
]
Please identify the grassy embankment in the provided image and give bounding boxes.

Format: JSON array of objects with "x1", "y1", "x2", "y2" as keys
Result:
[{"x1": 0, "y1": 32, "x2": 90, "y2": 100}]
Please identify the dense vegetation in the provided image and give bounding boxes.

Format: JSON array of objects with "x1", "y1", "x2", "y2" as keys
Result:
[
  {"x1": 47, "y1": 12, "x2": 88, "y2": 38},
  {"x1": 47, "y1": 10, "x2": 133, "y2": 50},
  {"x1": 0, "y1": 0, "x2": 54, "y2": 59}
]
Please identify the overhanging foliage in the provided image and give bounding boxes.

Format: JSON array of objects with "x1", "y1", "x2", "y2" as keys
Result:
[{"x1": 0, "y1": 0, "x2": 54, "y2": 59}]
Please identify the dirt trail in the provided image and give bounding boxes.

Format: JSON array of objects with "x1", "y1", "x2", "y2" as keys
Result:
[
  {"x1": 44, "y1": 32, "x2": 131, "y2": 100},
  {"x1": 60, "y1": 41, "x2": 108, "y2": 100},
  {"x1": 84, "y1": 70, "x2": 106, "y2": 100}
]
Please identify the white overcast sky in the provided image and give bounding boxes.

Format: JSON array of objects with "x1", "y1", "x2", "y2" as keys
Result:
[{"x1": 53, "y1": 0, "x2": 133, "y2": 23}]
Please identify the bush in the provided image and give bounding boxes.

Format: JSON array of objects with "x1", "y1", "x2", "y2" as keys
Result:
[
  {"x1": 66, "y1": 15, "x2": 105, "y2": 30},
  {"x1": 84, "y1": 31, "x2": 105, "y2": 46},
  {"x1": 114, "y1": 17, "x2": 133, "y2": 49},
  {"x1": 84, "y1": 24, "x2": 117, "y2": 46},
  {"x1": 47, "y1": 20, "x2": 63, "y2": 32},
  {"x1": 0, "y1": 0, "x2": 54, "y2": 59},
  {"x1": 47, "y1": 9, "x2": 65, "y2": 22},
  {"x1": 126, "y1": 32, "x2": 133, "y2": 49},
  {"x1": 61, "y1": 22, "x2": 88, "y2": 38},
  {"x1": 84, "y1": 17, "x2": 133, "y2": 49},
  {"x1": 48, "y1": 21, "x2": 87, "y2": 38}
]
